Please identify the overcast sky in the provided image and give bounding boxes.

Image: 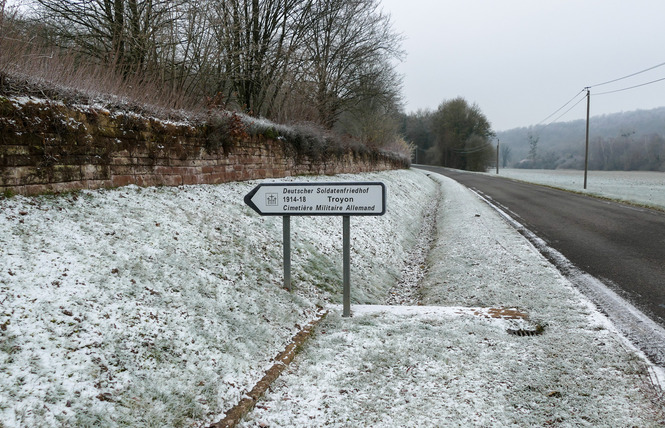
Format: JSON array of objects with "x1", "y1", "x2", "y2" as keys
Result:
[{"x1": 379, "y1": 0, "x2": 665, "y2": 131}]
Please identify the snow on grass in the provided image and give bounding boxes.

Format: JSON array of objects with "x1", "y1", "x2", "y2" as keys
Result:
[
  {"x1": 244, "y1": 311, "x2": 661, "y2": 427},
  {"x1": 489, "y1": 168, "x2": 665, "y2": 210},
  {"x1": 0, "y1": 169, "x2": 435, "y2": 427},
  {"x1": 239, "y1": 171, "x2": 665, "y2": 427}
]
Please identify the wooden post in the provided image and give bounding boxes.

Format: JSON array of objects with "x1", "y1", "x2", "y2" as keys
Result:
[
  {"x1": 584, "y1": 88, "x2": 591, "y2": 189},
  {"x1": 496, "y1": 139, "x2": 500, "y2": 174}
]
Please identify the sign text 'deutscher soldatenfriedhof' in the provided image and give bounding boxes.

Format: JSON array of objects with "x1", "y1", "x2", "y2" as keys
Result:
[{"x1": 244, "y1": 182, "x2": 386, "y2": 216}]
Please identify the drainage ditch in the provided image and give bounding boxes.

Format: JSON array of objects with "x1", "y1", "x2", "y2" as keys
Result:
[{"x1": 385, "y1": 178, "x2": 441, "y2": 306}]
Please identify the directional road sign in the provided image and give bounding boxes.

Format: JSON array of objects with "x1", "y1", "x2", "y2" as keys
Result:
[{"x1": 244, "y1": 182, "x2": 386, "y2": 216}]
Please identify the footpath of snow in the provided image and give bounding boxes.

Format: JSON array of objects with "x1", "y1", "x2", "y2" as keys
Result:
[
  {"x1": 0, "y1": 169, "x2": 434, "y2": 427},
  {"x1": 487, "y1": 168, "x2": 665, "y2": 210},
  {"x1": 240, "y1": 171, "x2": 665, "y2": 427}
]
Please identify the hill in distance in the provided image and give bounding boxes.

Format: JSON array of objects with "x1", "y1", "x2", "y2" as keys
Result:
[{"x1": 497, "y1": 107, "x2": 665, "y2": 171}]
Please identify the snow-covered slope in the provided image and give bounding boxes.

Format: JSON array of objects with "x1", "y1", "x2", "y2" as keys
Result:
[
  {"x1": 0, "y1": 169, "x2": 433, "y2": 427},
  {"x1": 239, "y1": 172, "x2": 665, "y2": 427},
  {"x1": 1, "y1": 169, "x2": 663, "y2": 427}
]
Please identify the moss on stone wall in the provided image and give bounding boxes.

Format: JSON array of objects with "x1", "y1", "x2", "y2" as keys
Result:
[{"x1": 0, "y1": 97, "x2": 409, "y2": 196}]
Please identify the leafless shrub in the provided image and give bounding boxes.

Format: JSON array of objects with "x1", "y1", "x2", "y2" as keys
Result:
[
  {"x1": 205, "y1": 111, "x2": 249, "y2": 154},
  {"x1": 383, "y1": 137, "x2": 415, "y2": 162}
]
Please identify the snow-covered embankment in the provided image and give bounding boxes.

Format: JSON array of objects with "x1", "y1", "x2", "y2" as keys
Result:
[
  {"x1": 0, "y1": 169, "x2": 433, "y2": 427},
  {"x1": 240, "y1": 171, "x2": 665, "y2": 427}
]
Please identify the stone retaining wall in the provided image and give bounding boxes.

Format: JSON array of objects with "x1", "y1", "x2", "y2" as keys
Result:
[{"x1": 0, "y1": 97, "x2": 408, "y2": 196}]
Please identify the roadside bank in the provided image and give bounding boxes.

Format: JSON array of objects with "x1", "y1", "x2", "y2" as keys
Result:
[{"x1": 237, "y1": 171, "x2": 665, "y2": 427}]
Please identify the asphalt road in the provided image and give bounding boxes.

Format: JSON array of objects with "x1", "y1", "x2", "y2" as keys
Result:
[{"x1": 416, "y1": 165, "x2": 665, "y2": 329}]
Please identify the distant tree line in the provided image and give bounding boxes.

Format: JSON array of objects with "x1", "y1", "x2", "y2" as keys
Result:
[
  {"x1": 497, "y1": 107, "x2": 665, "y2": 171},
  {"x1": 0, "y1": 0, "x2": 406, "y2": 151},
  {"x1": 398, "y1": 97, "x2": 496, "y2": 171},
  {"x1": 588, "y1": 133, "x2": 665, "y2": 171}
]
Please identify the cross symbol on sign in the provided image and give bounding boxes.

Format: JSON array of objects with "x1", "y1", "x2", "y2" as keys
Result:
[{"x1": 266, "y1": 193, "x2": 278, "y2": 206}]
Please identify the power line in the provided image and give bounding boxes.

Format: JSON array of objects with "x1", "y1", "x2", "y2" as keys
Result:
[
  {"x1": 451, "y1": 143, "x2": 493, "y2": 154},
  {"x1": 544, "y1": 94, "x2": 587, "y2": 126},
  {"x1": 536, "y1": 89, "x2": 586, "y2": 126},
  {"x1": 522, "y1": 60, "x2": 665, "y2": 188},
  {"x1": 594, "y1": 75, "x2": 665, "y2": 96},
  {"x1": 536, "y1": 61, "x2": 665, "y2": 127},
  {"x1": 588, "y1": 60, "x2": 665, "y2": 88}
]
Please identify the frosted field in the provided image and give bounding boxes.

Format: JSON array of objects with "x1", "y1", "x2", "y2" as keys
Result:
[
  {"x1": 490, "y1": 168, "x2": 665, "y2": 209},
  {"x1": 1, "y1": 169, "x2": 664, "y2": 427}
]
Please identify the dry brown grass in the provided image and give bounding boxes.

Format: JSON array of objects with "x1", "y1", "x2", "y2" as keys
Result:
[
  {"x1": 0, "y1": 17, "x2": 200, "y2": 120},
  {"x1": 0, "y1": 11, "x2": 410, "y2": 164}
]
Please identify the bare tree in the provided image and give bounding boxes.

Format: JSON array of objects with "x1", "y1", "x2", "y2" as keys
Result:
[
  {"x1": 34, "y1": 0, "x2": 187, "y2": 77},
  {"x1": 0, "y1": 0, "x2": 6, "y2": 33},
  {"x1": 157, "y1": 1, "x2": 219, "y2": 97},
  {"x1": 500, "y1": 144, "x2": 512, "y2": 167},
  {"x1": 527, "y1": 132, "x2": 539, "y2": 162},
  {"x1": 207, "y1": 0, "x2": 309, "y2": 116},
  {"x1": 302, "y1": 0, "x2": 403, "y2": 129},
  {"x1": 0, "y1": 0, "x2": 5, "y2": 87},
  {"x1": 23, "y1": 0, "x2": 408, "y2": 148},
  {"x1": 335, "y1": 57, "x2": 403, "y2": 146},
  {"x1": 0, "y1": 0, "x2": 24, "y2": 81}
]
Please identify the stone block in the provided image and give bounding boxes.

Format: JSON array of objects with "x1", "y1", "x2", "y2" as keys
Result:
[
  {"x1": 181, "y1": 174, "x2": 203, "y2": 185},
  {"x1": 0, "y1": 169, "x2": 15, "y2": 186},
  {"x1": 0, "y1": 145, "x2": 31, "y2": 156},
  {"x1": 160, "y1": 175, "x2": 183, "y2": 186},
  {"x1": 82, "y1": 164, "x2": 106, "y2": 180},
  {"x1": 111, "y1": 174, "x2": 135, "y2": 188},
  {"x1": 134, "y1": 175, "x2": 162, "y2": 187},
  {"x1": 111, "y1": 154, "x2": 132, "y2": 165},
  {"x1": 206, "y1": 173, "x2": 227, "y2": 184},
  {"x1": 52, "y1": 165, "x2": 82, "y2": 182},
  {"x1": 111, "y1": 164, "x2": 134, "y2": 176},
  {"x1": 85, "y1": 179, "x2": 114, "y2": 191}
]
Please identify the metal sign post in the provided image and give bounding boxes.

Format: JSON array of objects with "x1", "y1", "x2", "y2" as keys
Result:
[
  {"x1": 244, "y1": 182, "x2": 386, "y2": 317},
  {"x1": 343, "y1": 215, "x2": 351, "y2": 317},
  {"x1": 283, "y1": 215, "x2": 291, "y2": 291}
]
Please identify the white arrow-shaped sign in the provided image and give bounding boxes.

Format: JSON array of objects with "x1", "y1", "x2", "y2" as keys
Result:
[{"x1": 244, "y1": 182, "x2": 386, "y2": 216}]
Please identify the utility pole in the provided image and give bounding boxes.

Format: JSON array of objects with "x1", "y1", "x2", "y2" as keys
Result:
[
  {"x1": 496, "y1": 138, "x2": 500, "y2": 174},
  {"x1": 584, "y1": 88, "x2": 590, "y2": 189}
]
